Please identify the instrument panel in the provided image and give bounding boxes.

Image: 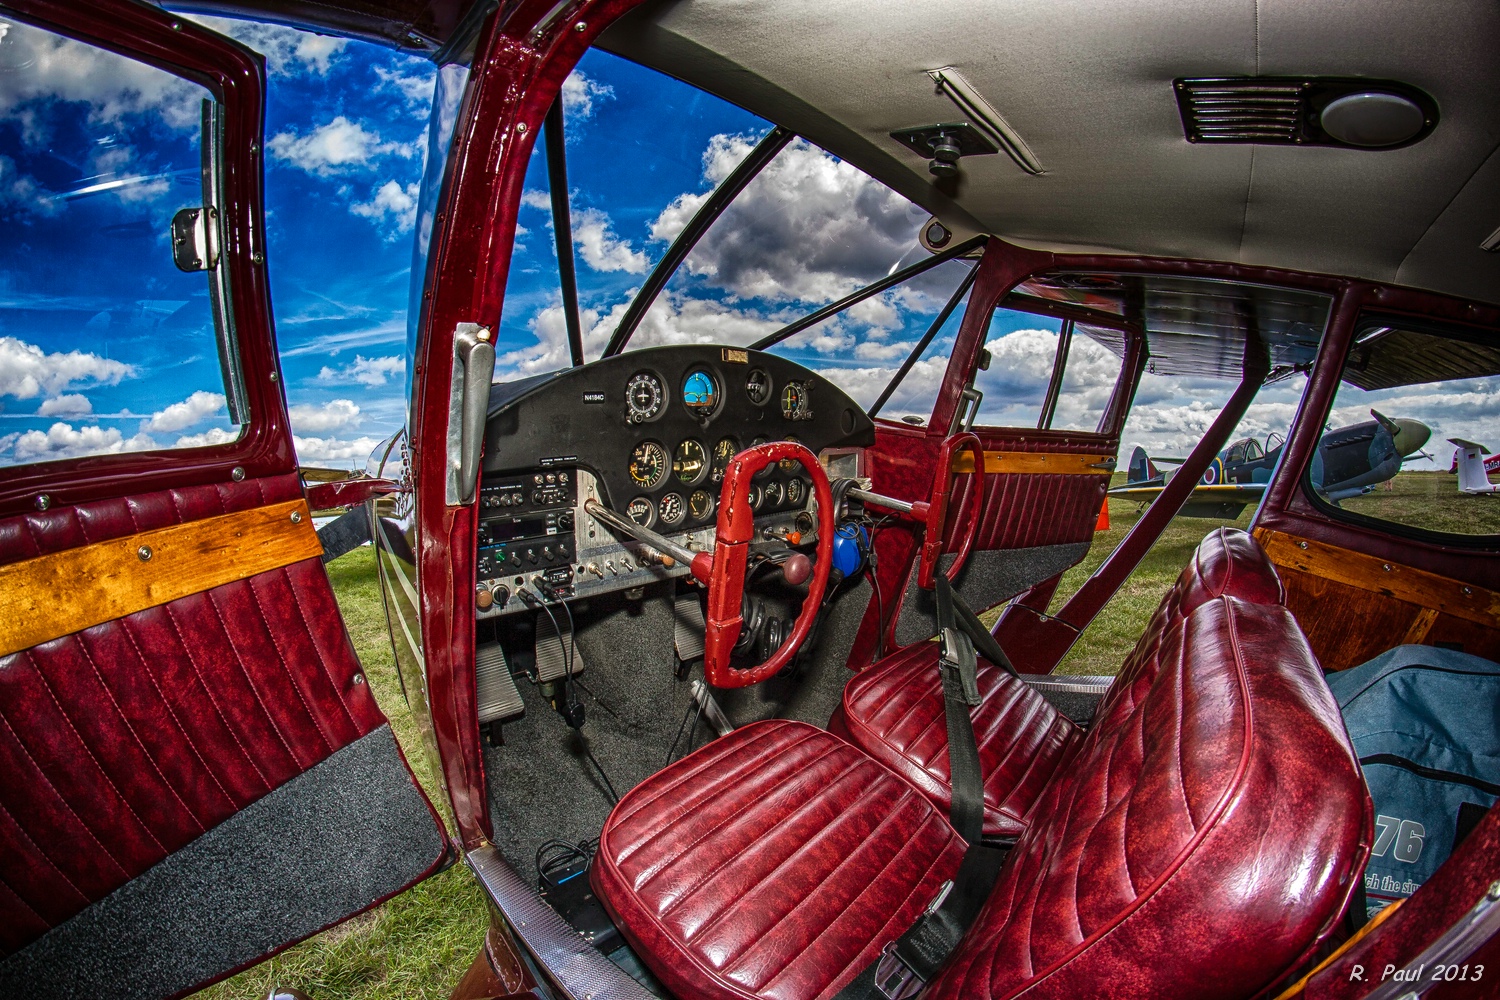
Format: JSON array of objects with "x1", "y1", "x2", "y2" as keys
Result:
[{"x1": 476, "y1": 345, "x2": 875, "y2": 613}]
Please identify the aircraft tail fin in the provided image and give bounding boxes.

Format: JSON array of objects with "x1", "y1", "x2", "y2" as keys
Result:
[
  {"x1": 1449, "y1": 439, "x2": 1499, "y2": 494},
  {"x1": 1126, "y1": 445, "x2": 1157, "y2": 485}
]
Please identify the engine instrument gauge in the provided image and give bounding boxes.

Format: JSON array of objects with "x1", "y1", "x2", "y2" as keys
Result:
[
  {"x1": 780, "y1": 380, "x2": 810, "y2": 421},
  {"x1": 629, "y1": 440, "x2": 667, "y2": 489},
  {"x1": 626, "y1": 372, "x2": 664, "y2": 423},
  {"x1": 748, "y1": 483, "x2": 764, "y2": 511},
  {"x1": 763, "y1": 480, "x2": 785, "y2": 507},
  {"x1": 711, "y1": 436, "x2": 740, "y2": 483},
  {"x1": 786, "y1": 477, "x2": 806, "y2": 506},
  {"x1": 779, "y1": 435, "x2": 802, "y2": 471},
  {"x1": 625, "y1": 496, "x2": 655, "y2": 528},
  {"x1": 688, "y1": 489, "x2": 714, "y2": 521},
  {"x1": 674, "y1": 438, "x2": 707, "y2": 485},
  {"x1": 746, "y1": 368, "x2": 772, "y2": 406},
  {"x1": 750, "y1": 436, "x2": 773, "y2": 479},
  {"x1": 682, "y1": 369, "x2": 719, "y2": 416},
  {"x1": 659, "y1": 492, "x2": 686, "y2": 527}
]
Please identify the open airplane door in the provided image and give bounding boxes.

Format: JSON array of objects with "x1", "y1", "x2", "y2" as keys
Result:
[{"x1": 0, "y1": 4, "x2": 450, "y2": 998}]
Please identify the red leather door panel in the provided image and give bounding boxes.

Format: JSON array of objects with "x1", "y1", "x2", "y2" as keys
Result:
[{"x1": 0, "y1": 4, "x2": 449, "y2": 998}]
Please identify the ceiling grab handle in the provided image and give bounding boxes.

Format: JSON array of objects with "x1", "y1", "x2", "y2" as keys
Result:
[{"x1": 449, "y1": 323, "x2": 494, "y2": 506}]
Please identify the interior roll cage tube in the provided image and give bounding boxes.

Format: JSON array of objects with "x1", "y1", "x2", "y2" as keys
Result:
[
  {"x1": 601, "y1": 125, "x2": 795, "y2": 359},
  {"x1": 868, "y1": 262, "x2": 981, "y2": 418},
  {"x1": 995, "y1": 329, "x2": 1271, "y2": 671},
  {"x1": 544, "y1": 95, "x2": 585, "y2": 368}
]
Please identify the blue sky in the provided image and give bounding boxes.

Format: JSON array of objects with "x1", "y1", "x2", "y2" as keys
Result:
[{"x1": 0, "y1": 15, "x2": 1489, "y2": 474}]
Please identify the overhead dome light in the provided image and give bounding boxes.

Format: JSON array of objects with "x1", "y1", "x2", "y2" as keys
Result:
[{"x1": 1320, "y1": 92, "x2": 1427, "y2": 147}]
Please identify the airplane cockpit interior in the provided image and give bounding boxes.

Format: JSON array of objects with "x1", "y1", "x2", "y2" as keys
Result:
[{"x1": 3, "y1": 2, "x2": 1499, "y2": 1000}]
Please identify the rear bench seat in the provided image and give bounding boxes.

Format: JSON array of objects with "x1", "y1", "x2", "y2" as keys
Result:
[
  {"x1": 593, "y1": 590, "x2": 1371, "y2": 1000},
  {"x1": 833, "y1": 527, "x2": 1285, "y2": 836}
]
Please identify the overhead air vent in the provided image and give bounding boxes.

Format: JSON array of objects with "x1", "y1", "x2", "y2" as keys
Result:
[{"x1": 1174, "y1": 77, "x2": 1438, "y2": 150}]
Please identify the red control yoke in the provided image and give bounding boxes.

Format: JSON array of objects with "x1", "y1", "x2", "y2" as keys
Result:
[{"x1": 687, "y1": 441, "x2": 835, "y2": 688}]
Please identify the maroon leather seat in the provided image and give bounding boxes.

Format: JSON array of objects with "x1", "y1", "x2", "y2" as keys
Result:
[
  {"x1": 593, "y1": 591, "x2": 1371, "y2": 1000},
  {"x1": 834, "y1": 527, "x2": 1285, "y2": 836}
]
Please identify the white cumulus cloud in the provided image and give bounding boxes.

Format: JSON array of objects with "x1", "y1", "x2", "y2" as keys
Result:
[
  {"x1": 185, "y1": 16, "x2": 349, "y2": 77},
  {"x1": 6, "y1": 422, "x2": 156, "y2": 463},
  {"x1": 268, "y1": 117, "x2": 414, "y2": 177},
  {"x1": 289, "y1": 399, "x2": 361, "y2": 433},
  {"x1": 573, "y1": 208, "x2": 647, "y2": 274},
  {"x1": 141, "y1": 390, "x2": 226, "y2": 433},
  {"x1": 294, "y1": 434, "x2": 385, "y2": 467},
  {"x1": 352, "y1": 180, "x2": 420, "y2": 235},
  {"x1": 172, "y1": 426, "x2": 242, "y2": 449},
  {"x1": 37, "y1": 394, "x2": 91, "y2": 416},
  {"x1": 318, "y1": 355, "x2": 406, "y2": 386},
  {"x1": 0, "y1": 336, "x2": 135, "y2": 400},
  {"x1": 561, "y1": 71, "x2": 615, "y2": 122}
]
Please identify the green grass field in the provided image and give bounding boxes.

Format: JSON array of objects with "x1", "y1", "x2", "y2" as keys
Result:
[{"x1": 191, "y1": 495, "x2": 1256, "y2": 999}]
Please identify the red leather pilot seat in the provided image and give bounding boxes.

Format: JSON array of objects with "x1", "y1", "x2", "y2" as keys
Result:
[
  {"x1": 833, "y1": 527, "x2": 1285, "y2": 836},
  {"x1": 592, "y1": 589, "x2": 1371, "y2": 1000}
]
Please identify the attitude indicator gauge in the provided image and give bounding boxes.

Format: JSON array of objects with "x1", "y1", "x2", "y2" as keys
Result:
[
  {"x1": 625, "y1": 372, "x2": 664, "y2": 423},
  {"x1": 683, "y1": 369, "x2": 719, "y2": 416},
  {"x1": 629, "y1": 440, "x2": 667, "y2": 489}
]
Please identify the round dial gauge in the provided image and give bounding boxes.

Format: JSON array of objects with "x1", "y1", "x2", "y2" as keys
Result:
[
  {"x1": 629, "y1": 440, "x2": 667, "y2": 489},
  {"x1": 746, "y1": 368, "x2": 772, "y2": 406},
  {"x1": 626, "y1": 372, "x2": 663, "y2": 423},
  {"x1": 786, "y1": 477, "x2": 806, "y2": 507},
  {"x1": 711, "y1": 436, "x2": 740, "y2": 483},
  {"x1": 689, "y1": 489, "x2": 715, "y2": 521},
  {"x1": 780, "y1": 381, "x2": 809, "y2": 420},
  {"x1": 763, "y1": 480, "x2": 785, "y2": 507},
  {"x1": 683, "y1": 370, "x2": 719, "y2": 416},
  {"x1": 779, "y1": 435, "x2": 802, "y2": 471},
  {"x1": 750, "y1": 436, "x2": 773, "y2": 479},
  {"x1": 658, "y1": 493, "x2": 686, "y2": 527},
  {"x1": 748, "y1": 483, "x2": 764, "y2": 511},
  {"x1": 625, "y1": 496, "x2": 655, "y2": 528},
  {"x1": 674, "y1": 438, "x2": 707, "y2": 485}
]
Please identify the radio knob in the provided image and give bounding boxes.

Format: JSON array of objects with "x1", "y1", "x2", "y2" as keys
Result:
[
  {"x1": 543, "y1": 545, "x2": 554, "y2": 560},
  {"x1": 558, "y1": 511, "x2": 575, "y2": 530},
  {"x1": 475, "y1": 586, "x2": 494, "y2": 610},
  {"x1": 525, "y1": 548, "x2": 538, "y2": 564}
]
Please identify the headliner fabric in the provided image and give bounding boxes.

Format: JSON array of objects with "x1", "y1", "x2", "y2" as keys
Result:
[{"x1": 0, "y1": 725, "x2": 446, "y2": 1000}]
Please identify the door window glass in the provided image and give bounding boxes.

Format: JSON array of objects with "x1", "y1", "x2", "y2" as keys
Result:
[
  {"x1": 971, "y1": 307, "x2": 1123, "y2": 432},
  {"x1": 1309, "y1": 319, "x2": 1500, "y2": 537},
  {"x1": 0, "y1": 18, "x2": 242, "y2": 466}
]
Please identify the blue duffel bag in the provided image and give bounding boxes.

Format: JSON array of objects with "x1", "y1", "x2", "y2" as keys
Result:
[{"x1": 1324, "y1": 645, "x2": 1500, "y2": 918}]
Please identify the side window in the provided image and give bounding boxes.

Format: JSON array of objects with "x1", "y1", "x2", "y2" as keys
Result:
[
  {"x1": 971, "y1": 308, "x2": 1123, "y2": 432},
  {"x1": 1310, "y1": 318, "x2": 1500, "y2": 537},
  {"x1": 0, "y1": 19, "x2": 242, "y2": 466}
]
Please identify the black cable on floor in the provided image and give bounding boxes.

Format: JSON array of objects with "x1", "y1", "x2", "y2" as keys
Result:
[
  {"x1": 663, "y1": 697, "x2": 697, "y2": 768},
  {"x1": 582, "y1": 739, "x2": 619, "y2": 804}
]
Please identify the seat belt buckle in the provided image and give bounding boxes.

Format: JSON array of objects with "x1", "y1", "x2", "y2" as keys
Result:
[
  {"x1": 874, "y1": 941, "x2": 925, "y2": 1000},
  {"x1": 938, "y1": 628, "x2": 981, "y2": 706}
]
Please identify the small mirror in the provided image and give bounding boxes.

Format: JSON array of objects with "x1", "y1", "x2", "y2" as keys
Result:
[{"x1": 170, "y1": 206, "x2": 217, "y2": 272}]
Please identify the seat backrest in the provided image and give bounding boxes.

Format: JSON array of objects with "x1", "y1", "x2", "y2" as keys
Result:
[
  {"x1": 1093, "y1": 527, "x2": 1284, "y2": 727},
  {"x1": 926, "y1": 597, "x2": 1371, "y2": 1000}
]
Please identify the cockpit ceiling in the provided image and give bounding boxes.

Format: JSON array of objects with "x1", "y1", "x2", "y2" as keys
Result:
[
  {"x1": 598, "y1": 0, "x2": 1500, "y2": 308},
  {"x1": 1025, "y1": 273, "x2": 1331, "y2": 380}
]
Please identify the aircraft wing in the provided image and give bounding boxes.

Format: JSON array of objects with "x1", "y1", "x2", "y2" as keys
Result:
[
  {"x1": 1107, "y1": 482, "x2": 1268, "y2": 503},
  {"x1": 1107, "y1": 482, "x2": 1268, "y2": 519}
]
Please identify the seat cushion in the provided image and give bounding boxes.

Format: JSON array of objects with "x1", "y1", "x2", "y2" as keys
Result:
[
  {"x1": 924, "y1": 598, "x2": 1371, "y2": 1000},
  {"x1": 837, "y1": 643, "x2": 1081, "y2": 837},
  {"x1": 838, "y1": 528, "x2": 1284, "y2": 836},
  {"x1": 591, "y1": 720, "x2": 965, "y2": 1000}
]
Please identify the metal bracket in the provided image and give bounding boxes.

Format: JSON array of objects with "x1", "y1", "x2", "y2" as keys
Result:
[{"x1": 448, "y1": 323, "x2": 495, "y2": 506}]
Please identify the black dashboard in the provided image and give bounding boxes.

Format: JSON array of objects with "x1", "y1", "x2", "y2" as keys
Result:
[{"x1": 475, "y1": 345, "x2": 875, "y2": 615}]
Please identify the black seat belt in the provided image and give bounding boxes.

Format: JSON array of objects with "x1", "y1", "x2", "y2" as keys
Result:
[{"x1": 836, "y1": 574, "x2": 1012, "y2": 1000}]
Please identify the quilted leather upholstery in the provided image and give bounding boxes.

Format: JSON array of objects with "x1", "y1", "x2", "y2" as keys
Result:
[
  {"x1": 837, "y1": 644, "x2": 1080, "y2": 837},
  {"x1": 0, "y1": 477, "x2": 386, "y2": 956},
  {"x1": 924, "y1": 598, "x2": 1371, "y2": 1000},
  {"x1": 838, "y1": 527, "x2": 1284, "y2": 835},
  {"x1": 591, "y1": 720, "x2": 965, "y2": 1000}
]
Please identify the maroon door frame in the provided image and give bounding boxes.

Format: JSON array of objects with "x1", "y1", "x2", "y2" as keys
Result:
[{"x1": 408, "y1": 0, "x2": 649, "y2": 847}]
